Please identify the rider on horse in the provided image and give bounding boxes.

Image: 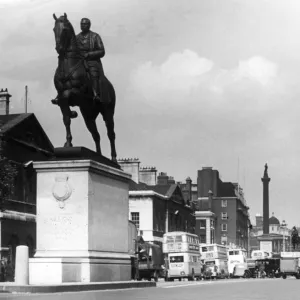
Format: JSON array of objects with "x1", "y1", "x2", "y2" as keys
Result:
[{"x1": 52, "y1": 17, "x2": 110, "y2": 105}]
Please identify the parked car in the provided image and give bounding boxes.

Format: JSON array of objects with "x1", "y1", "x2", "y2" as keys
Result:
[{"x1": 255, "y1": 258, "x2": 280, "y2": 278}]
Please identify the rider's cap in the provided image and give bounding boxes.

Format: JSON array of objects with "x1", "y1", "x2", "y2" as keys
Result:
[{"x1": 81, "y1": 18, "x2": 91, "y2": 24}]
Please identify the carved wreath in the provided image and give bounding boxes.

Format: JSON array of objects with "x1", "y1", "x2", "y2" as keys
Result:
[{"x1": 52, "y1": 174, "x2": 72, "y2": 208}]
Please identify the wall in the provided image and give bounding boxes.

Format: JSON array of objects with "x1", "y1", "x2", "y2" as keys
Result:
[
  {"x1": 213, "y1": 198, "x2": 237, "y2": 246},
  {"x1": 195, "y1": 218, "x2": 207, "y2": 243},
  {"x1": 197, "y1": 168, "x2": 220, "y2": 197},
  {"x1": 129, "y1": 197, "x2": 153, "y2": 242},
  {"x1": 152, "y1": 197, "x2": 165, "y2": 240},
  {"x1": 167, "y1": 200, "x2": 194, "y2": 234}
]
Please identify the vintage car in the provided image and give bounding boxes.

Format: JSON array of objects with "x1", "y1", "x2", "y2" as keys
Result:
[{"x1": 233, "y1": 263, "x2": 248, "y2": 278}]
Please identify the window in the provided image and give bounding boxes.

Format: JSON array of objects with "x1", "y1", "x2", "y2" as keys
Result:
[
  {"x1": 131, "y1": 212, "x2": 140, "y2": 230},
  {"x1": 221, "y1": 200, "x2": 227, "y2": 207},
  {"x1": 170, "y1": 256, "x2": 184, "y2": 263},
  {"x1": 221, "y1": 235, "x2": 227, "y2": 244},
  {"x1": 221, "y1": 212, "x2": 228, "y2": 220},
  {"x1": 200, "y1": 235, "x2": 206, "y2": 244},
  {"x1": 199, "y1": 220, "x2": 206, "y2": 229},
  {"x1": 221, "y1": 223, "x2": 227, "y2": 231}
]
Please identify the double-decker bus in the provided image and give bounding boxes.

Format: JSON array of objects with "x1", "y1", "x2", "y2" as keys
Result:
[
  {"x1": 227, "y1": 247, "x2": 247, "y2": 277},
  {"x1": 163, "y1": 231, "x2": 202, "y2": 281},
  {"x1": 200, "y1": 244, "x2": 229, "y2": 279}
]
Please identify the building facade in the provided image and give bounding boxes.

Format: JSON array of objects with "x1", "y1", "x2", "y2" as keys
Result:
[
  {"x1": 188, "y1": 167, "x2": 251, "y2": 251},
  {"x1": 0, "y1": 90, "x2": 54, "y2": 276},
  {"x1": 249, "y1": 213, "x2": 291, "y2": 253},
  {"x1": 118, "y1": 159, "x2": 195, "y2": 247}
]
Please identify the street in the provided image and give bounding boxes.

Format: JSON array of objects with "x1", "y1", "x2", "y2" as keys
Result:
[{"x1": 0, "y1": 277, "x2": 299, "y2": 300}]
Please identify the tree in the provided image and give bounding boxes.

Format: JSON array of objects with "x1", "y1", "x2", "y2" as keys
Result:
[
  {"x1": 0, "y1": 139, "x2": 18, "y2": 210},
  {"x1": 291, "y1": 226, "x2": 299, "y2": 250}
]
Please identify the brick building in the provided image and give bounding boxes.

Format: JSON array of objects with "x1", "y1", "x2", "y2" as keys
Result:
[{"x1": 182, "y1": 167, "x2": 251, "y2": 252}]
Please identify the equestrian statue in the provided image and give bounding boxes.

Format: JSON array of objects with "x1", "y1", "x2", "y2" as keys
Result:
[{"x1": 51, "y1": 13, "x2": 117, "y2": 162}]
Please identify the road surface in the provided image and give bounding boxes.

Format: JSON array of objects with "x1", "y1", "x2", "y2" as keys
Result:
[{"x1": 0, "y1": 277, "x2": 298, "y2": 299}]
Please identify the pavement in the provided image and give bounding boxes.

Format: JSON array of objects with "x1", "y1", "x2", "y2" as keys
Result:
[
  {"x1": 0, "y1": 277, "x2": 299, "y2": 299},
  {"x1": 0, "y1": 281, "x2": 155, "y2": 294}
]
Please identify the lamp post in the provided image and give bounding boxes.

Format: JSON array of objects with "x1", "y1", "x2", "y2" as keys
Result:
[{"x1": 281, "y1": 220, "x2": 287, "y2": 252}]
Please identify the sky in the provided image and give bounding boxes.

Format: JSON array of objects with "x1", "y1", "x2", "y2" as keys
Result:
[{"x1": 1, "y1": 0, "x2": 300, "y2": 226}]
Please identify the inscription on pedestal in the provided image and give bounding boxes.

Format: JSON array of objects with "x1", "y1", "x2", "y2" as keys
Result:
[{"x1": 40, "y1": 213, "x2": 86, "y2": 248}]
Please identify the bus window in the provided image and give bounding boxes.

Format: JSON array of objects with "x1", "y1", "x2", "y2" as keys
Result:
[
  {"x1": 202, "y1": 247, "x2": 208, "y2": 252},
  {"x1": 167, "y1": 237, "x2": 174, "y2": 243},
  {"x1": 170, "y1": 256, "x2": 184, "y2": 263},
  {"x1": 175, "y1": 236, "x2": 182, "y2": 243}
]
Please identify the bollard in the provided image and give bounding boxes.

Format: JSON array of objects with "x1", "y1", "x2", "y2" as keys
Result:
[{"x1": 14, "y1": 245, "x2": 29, "y2": 285}]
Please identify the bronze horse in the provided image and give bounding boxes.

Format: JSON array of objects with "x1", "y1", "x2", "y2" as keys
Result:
[{"x1": 52, "y1": 13, "x2": 117, "y2": 162}]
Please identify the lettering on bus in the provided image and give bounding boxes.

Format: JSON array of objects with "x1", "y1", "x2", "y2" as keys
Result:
[
  {"x1": 188, "y1": 244, "x2": 200, "y2": 251},
  {"x1": 167, "y1": 243, "x2": 182, "y2": 252},
  {"x1": 202, "y1": 252, "x2": 214, "y2": 259}
]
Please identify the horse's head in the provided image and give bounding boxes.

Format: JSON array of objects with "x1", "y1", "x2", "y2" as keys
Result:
[{"x1": 53, "y1": 13, "x2": 75, "y2": 55}]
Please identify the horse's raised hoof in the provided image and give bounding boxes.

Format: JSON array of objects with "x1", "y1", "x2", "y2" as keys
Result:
[
  {"x1": 51, "y1": 98, "x2": 59, "y2": 105},
  {"x1": 70, "y1": 110, "x2": 78, "y2": 119}
]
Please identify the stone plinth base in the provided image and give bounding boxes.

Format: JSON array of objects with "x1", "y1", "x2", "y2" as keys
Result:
[
  {"x1": 29, "y1": 255, "x2": 130, "y2": 284},
  {"x1": 29, "y1": 149, "x2": 132, "y2": 284},
  {"x1": 258, "y1": 235, "x2": 273, "y2": 252}
]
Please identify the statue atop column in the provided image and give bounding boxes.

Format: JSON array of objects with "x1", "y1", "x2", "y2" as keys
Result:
[{"x1": 263, "y1": 163, "x2": 268, "y2": 178}]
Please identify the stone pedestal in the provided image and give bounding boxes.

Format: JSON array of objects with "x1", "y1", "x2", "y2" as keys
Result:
[
  {"x1": 258, "y1": 236, "x2": 273, "y2": 252},
  {"x1": 29, "y1": 150, "x2": 132, "y2": 284}
]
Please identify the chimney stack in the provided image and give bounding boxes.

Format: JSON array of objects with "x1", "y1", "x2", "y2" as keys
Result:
[
  {"x1": 0, "y1": 88, "x2": 11, "y2": 115},
  {"x1": 139, "y1": 166, "x2": 157, "y2": 185},
  {"x1": 186, "y1": 177, "x2": 192, "y2": 202},
  {"x1": 117, "y1": 158, "x2": 140, "y2": 183}
]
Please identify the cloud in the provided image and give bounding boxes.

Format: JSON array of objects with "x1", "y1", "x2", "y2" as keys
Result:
[
  {"x1": 233, "y1": 56, "x2": 278, "y2": 86},
  {"x1": 131, "y1": 52, "x2": 279, "y2": 112},
  {"x1": 208, "y1": 56, "x2": 279, "y2": 101},
  {"x1": 131, "y1": 49, "x2": 214, "y2": 97}
]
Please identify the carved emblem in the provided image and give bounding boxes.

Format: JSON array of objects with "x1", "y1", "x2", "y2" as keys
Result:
[{"x1": 52, "y1": 174, "x2": 72, "y2": 209}]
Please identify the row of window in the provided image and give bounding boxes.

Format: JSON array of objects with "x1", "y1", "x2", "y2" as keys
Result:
[
  {"x1": 131, "y1": 212, "x2": 193, "y2": 232},
  {"x1": 199, "y1": 223, "x2": 228, "y2": 231},
  {"x1": 199, "y1": 217, "x2": 227, "y2": 230}
]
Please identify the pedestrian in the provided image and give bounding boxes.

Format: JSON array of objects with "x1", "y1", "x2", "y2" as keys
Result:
[{"x1": 0, "y1": 260, "x2": 5, "y2": 282}]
